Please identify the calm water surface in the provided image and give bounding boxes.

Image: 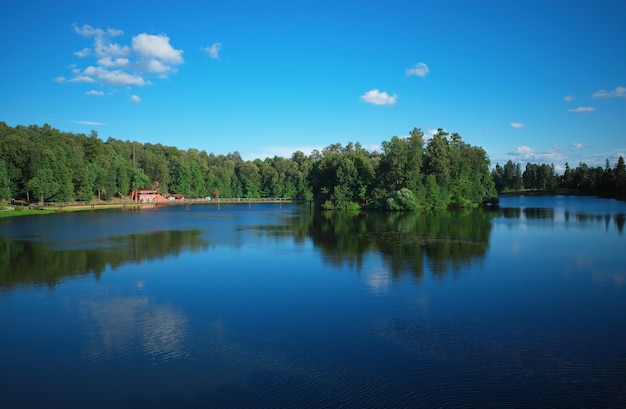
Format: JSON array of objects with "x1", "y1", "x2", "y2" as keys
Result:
[{"x1": 1, "y1": 196, "x2": 625, "y2": 408}]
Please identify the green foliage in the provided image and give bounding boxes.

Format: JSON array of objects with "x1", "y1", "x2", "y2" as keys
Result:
[
  {"x1": 0, "y1": 121, "x2": 507, "y2": 210},
  {"x1": 376, "y1": 129, "x2": 423, "y2": 195},
  {"x1": 555, "y1": 156, "x2": 626, "y2": 200},
  {"x1": 523, "y1": 163, "x2": 557, "y2": 191},
  {"x1": 0, "y1": 160, "x2": 11, "y2": 200},
  {"x1": 131, "y1": 168, "x2": 150, "y2": 190},
  {"x1": 386, "y1": 188, "x2": 420, "y2": 211},
  {"x1": 423, "y1": 174, "x2": 448, "y2": 210},
  {"x1": 491, "y1": 160, "x2": 523, "y2": 193},
  {"x1": 490, "y1": 156, "x2": 626, "y2": 201},
  {"x1": 27, "y1": 168, "x2": 59, "y2": 203}
]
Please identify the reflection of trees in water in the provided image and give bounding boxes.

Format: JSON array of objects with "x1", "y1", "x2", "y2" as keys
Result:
[
  {"x1": 523, "y1": 207, "x2": 555, "y2": 220},
  {"x1": 498, "y1": 206, "x2": 625, "y2": 234},
  {"x1": 0, "y1": 230, "x2": 208, "y2": 290},
  {"x1": 306, "y1": 209, "x2": 493, "y2": 281},
  {"x1": 616, "y1": 214, "x2": 625, "y2": 233}
]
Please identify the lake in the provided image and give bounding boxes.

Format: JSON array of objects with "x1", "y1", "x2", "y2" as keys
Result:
[{"x1": 1, "y1": 196, "x2": 625, "y2": 408}]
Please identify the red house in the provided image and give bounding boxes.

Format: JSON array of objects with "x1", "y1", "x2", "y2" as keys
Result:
[{"x1": 130, "y1": 190, "x2": 169, "y2": 203}]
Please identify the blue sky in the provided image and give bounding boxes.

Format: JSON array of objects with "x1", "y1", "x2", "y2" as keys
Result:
[{"x1": 1, "y1": 0, "x2": 625, "y2": 170}]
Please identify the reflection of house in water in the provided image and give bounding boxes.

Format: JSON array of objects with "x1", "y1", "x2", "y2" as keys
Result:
[{"x1": 130, "y1": 190, "x2": 169, "y2": 203}]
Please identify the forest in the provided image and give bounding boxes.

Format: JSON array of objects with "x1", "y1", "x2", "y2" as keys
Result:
[
  {"x1": 491, "y1": 156, "x2": 626, "y2": 201},
  {"x1": 0, "y1": 122, "x2": 497, "y2": 211},
  {"x1": 0, "y1": 121, "x2": 623, "y2": 210}
]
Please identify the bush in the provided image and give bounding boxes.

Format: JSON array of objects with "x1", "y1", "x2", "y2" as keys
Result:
[{"x1": 386, "y1": 188, "x2": 420, "y2": 211}]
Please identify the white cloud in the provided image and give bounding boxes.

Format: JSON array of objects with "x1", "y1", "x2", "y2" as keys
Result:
[
  {"x1": 360, "y1": 89, "x2": 397, "y2": 106},
  {"x1": 509, "y1": 122, "x2": 524, "y2": 129},
  {"x1": 73, "y1": 120, "x2": 106, "y2": 126},
  {"x1": 86, "y1": 90, "x2": 104, "y2": 96},
  {"x1": 62, "y1": 24, "x2": 183, "y2": 98},
  {"x1": 405, "y1": 62, "x2": 429, "y2": 78},
  {"x1": 71, "y1": 66, "x2": 148, "y2": 86},
  {"x1": 73, "y1": 24, "x2": 123, "y2": 39},
  {"x1": 129, "y1": 94, "x2": 141, "y2": 103},
  {"x1": 563, "y1": 95, "x2": 574, "y2": 102},
  {"x1": 74, "y1": 47, "x2": 91, "y2": 58},
  {"x1": 244, "y1": 145, "x2": 322, "y2": 161},
  {"x1": 567, "y1": 106, "x2": 596, "y2": 113},
  {"x1": 132, "y1": 33, "x2": 183, "y2": 64},
  {"x1": 508, "y1": 145, "x2": 565, "y2": 163},
  {"x1": 132, "y1": 33, "x2": 183, "y2": 74},
  {"x1": 203, "y1": 42, "x2": 222, "y2": 59},
  {"x1": 72, "y1": 24, "x2": 129, "y2": 60},
  {"x1": 592, "y1": 86, "x2": 626, "y2": 99},
  {"x1": 511, "y1": 145, "x2": 534, "y2": 155},
  {"x1": 573, "y1": 142, "x2": 584, "y2": 149},
  {"x1": 245, "y1": 144, "x2": 382, "y2": 161},
  {"x1": 97, "y1": 57, "x2": 129, "y2": 67},
  {"x1": 425, "y1": 128, "x2": 445, "y2": 140}
]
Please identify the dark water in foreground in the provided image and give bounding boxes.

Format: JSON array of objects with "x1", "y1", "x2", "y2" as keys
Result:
[{"x1": 0, "y1": 196, "x2": 625, "y2": 408}]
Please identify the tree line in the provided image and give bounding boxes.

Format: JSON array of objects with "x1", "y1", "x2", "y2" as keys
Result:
[
  {"x1": 491, "y1": 156, "x2": 626, "y2": 200},
  {"x1": 0, "y1": 122, "x2": 498, "y2": 210}
]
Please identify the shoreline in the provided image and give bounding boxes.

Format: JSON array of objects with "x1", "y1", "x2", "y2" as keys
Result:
[{"x1": 0, "y1": 202, "x2": 145, "y2": 218}]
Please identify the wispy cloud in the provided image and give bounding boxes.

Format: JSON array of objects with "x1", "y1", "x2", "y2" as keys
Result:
[
  {"x1": 592, "y1": 86, "x2": 626, "y2": 99},
  {"x1": 244, "y1": 145, "x2": 323, "y2": 161},
  {"x1": 573, "y1": 142, "x2": 584, "y2": 149},
  {"x1": 563, "y1": 95, "x2": 574, "y2": 102},
  {"x1": 69, "y1": 66, "x2": 148, "y2": 86},
  {"x1": 404, "y1": 62, "x2": 429, "y2": 78},
  {"x1": 509, "y1": 122, "x2": 524, "y2": 129},
  {"x1": 86, "y1": 90, "x2": 104, "y2": 96},
  {"x1": 203, "y1": 42, "x2": 222, "y2": 59},
  {"x1": 129, "y1": 94, "x2": 141, "y2": 103},
  {"x1": 71, "y1": 120, "x2": 106, "y2": 126},
  {"x1": 360, "y1": 89, "x2": 397, "y2": 106},
  {"x1": 425, "y1": 128, "x2": 446, "y2": 140},
  {"x1": 567, "y1": 106, "x2": 596, "y2": 113},
  {"x1": 510, "y1": 145, "x2": 533, "y2": 155},
  {"x1": 59, "y1": 24, "x2": 183, "y2": 94},
  {"x1": 508, "y1": 145, "x2": 565, "y2": 162}
]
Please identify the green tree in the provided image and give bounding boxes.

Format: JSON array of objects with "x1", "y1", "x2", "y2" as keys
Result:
[
  {"x1": 0, "y1": 160, "x2": 11, "y2": 200},
  {"x1": 386, "y1": 188, "x2": 420, "y2": 211},
  {"x1": 257, "y1": 158, "x2": 279, "y2": 197},
  {"x1": 377, "y1": 129, "x2": 423, "y2": 196},
  {"x1": 613, "y1": 156, "x2": 625, "y2": 200},
  {"x1": 188, "y1": 159, "x2": 205, "y2": 197},
  {"x1": 27, "y1": 168, "x2": 59, "y2": 204},
  {"x1": 503, "y1": 160, "x2": 522, "y2": 191},
  {"x1": 491, "y1": 163, "x2": 504, "y2": 193},
  {"x1": 523, "y1": 163, "x2": 537, "y2": 189},
  {"x1": 131, "y1": 168, "x2": 150, "y2": 191},
  {"x1": 423, "y1": 174, "x2": 446, "y2": 210},
  {"x1": 142, "y1": 149, "x2": 170, "y2": 193},
  {"x1": 424, "y1": 129, "x2": 451, "y2": 187},
  {"x1": 236, "y1": 161, "x2": 261, "y2": 198}
]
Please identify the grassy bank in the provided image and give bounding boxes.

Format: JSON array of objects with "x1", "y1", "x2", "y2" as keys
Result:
[
  {"x1": 0, "y1": 206, "x2": 56, "y2": 217},
  {"x1": 498, "y1": 188, "x2": 587, "y2": 197},
  {"x1": 0, "y1": 202, "x2": 145, "y2": 218}
]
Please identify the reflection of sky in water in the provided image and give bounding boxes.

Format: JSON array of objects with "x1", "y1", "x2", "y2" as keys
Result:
[
  {"x1": 365, "y1": 267, "x2": 391, "y2": 295},
  {"x1": 1, "y1": 200, "x2": 625, "y2": 408},
  {"x1": 80, "y1": 295, "x2": 188, "y2": 363}
]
